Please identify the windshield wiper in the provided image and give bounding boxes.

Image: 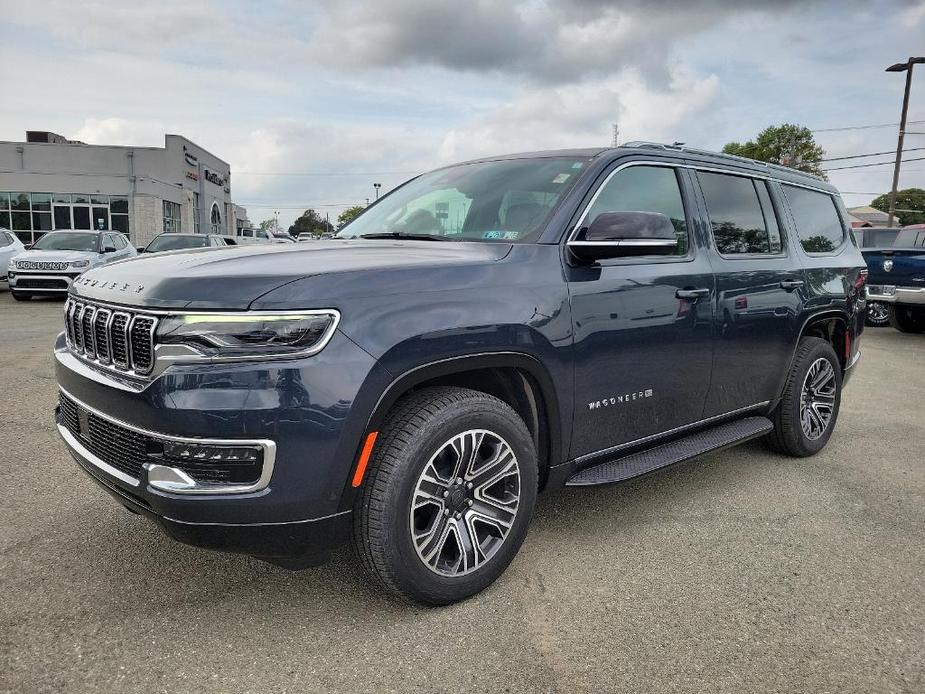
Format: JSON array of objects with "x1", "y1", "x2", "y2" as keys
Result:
[{"x1": 357, "y1": 232, "x2": 452, "y2": 242}]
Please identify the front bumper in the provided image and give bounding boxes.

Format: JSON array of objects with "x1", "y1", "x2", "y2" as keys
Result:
[
  {"x1": 53, "y1": 327, "x2": 394, "y2": 564},
  {"x1": 8, "y1": 270, "x2": 82, "y2": 292},
  {"x1": 867, "y1": 285, "x2": 925, "y2": 306}
]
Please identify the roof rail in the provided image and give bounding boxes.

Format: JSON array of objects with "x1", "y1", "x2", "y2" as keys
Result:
[{"x1": 619, "y1": 140, "x2": 824, "y2": 180}]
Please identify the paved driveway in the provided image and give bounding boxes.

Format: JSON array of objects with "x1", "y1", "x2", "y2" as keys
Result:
[{"x1": 1, "y1": 289, "x2": 923, "y2": 693}]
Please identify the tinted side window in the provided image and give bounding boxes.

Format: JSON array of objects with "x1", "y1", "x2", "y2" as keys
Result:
[
  {"x1": 0, "y1": 232, "x2": 11, "y2": 248},
  {"x1": 585, "y1": 165, "x2": 688, "y2": 255},
  {"x1": 113, "y1": 234, "x2": 127, "y2": 249},
  {"x1": 699, "y1": 172, "x2": 775, "y2": 254},
  {"x1": 782, "y1": 185, "x2": 844, "y2": 253}
]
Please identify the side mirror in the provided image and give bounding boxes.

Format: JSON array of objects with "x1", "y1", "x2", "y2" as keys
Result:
[
  {"x1": 568, "y1": 211, "x2": 678, "y2": 263},
  {"x1": 136, "y1": 246, "x2": 145, "y2": 252},
  {"x1": 102, "y1": 246, "x2": 116, "y2": 254}
]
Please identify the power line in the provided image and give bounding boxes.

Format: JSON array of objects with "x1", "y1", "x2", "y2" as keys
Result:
[
  {"x1": 822, "y1": 155, "x2": 925, "y2": 172},
  {"x1": 812, "y1": 119, "x2": 925, "y2": 133},
  {"x1": 235, "y1": 170, "x2": 420, "y2": 177},
  {"x1": 821, "y1": 146, "x2": 925, "y2": 162}
]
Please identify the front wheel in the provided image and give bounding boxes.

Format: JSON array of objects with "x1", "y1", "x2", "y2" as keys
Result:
[
  {"x1": 766, "y1": 337, "x2": 842, "y2": 457},
  {"x1": 865, "y1": 301, "x2": 890, "y2": 327},
  {"x1": 888, "y1": 305, "x2": 925, "y2": 333},
  {"x1": 352, "y1": 386, "x2": 537, "y2": 605}
]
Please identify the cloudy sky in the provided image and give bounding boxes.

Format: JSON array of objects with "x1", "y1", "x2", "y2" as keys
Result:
[{"x1": 1, "y1": 0, "x2": 924, "y2": 227}]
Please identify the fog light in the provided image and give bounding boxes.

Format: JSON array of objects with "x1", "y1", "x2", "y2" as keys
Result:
[{"x1": 162, "y1": 441, "x2": 260, "y2": 462}]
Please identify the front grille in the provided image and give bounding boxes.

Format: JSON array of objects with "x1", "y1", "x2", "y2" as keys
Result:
[
  {"x1": 17, "y1": 278, "x2": 69, "y2": 289},
  {"x1": 65, "y1": 299, "x2": 157, "y2": 376},
  {"x1": 59, "y1": 392, "x2": 263, "y2": 486}
]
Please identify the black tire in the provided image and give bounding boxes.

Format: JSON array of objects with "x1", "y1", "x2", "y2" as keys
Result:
[
  {"x1": 765, "y1": 337, "x2": 842, "y2": 457},
  {"x1": 865, "y1": 301, "x2": 890, "y2": 327},
  {"x1": 10, "y1": 291, "x2": 31, "y2": 302},
  {"x1": 888, "y1": 305, "x2": 925, "y2": 333},
  {"x1": 352, "y1": 386, "x2": 537, "y2": 605}
]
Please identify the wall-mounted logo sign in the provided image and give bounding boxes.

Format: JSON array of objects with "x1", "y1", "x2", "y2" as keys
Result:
[
  {"x1": 204, "y1": 169, "x2": 226, "y2": 187},
  {"x1": 185, "y1": 171, "x2": 199, "y2": 181},
  {"x1": 183, "y1": 146, "x2": 199, "y2": 167}
]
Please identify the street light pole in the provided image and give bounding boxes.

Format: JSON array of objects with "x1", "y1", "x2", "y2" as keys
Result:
[
  {"x1": 373, "y1": 182, "x2": 381, "y2": 200},
  {"x1": 886, "y1": 57, "x2": 925, "y2": 227}
]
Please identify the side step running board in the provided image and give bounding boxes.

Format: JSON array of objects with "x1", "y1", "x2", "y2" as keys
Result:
[{"x1": 565, "y1": 416, "x2": 773, "y2": 486}]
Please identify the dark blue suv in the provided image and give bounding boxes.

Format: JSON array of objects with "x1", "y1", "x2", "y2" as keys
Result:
[{"x1": 54, "y1": 143, "x2": 866, "y2": 604}]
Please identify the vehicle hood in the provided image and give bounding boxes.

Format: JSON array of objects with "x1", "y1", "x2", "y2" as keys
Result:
[
  {"x1": 12, "y1": 249, "x2": 101, "y2": 265},
  {"x1": 69, "y1": 240, "x2": 513, "y2": 309}
]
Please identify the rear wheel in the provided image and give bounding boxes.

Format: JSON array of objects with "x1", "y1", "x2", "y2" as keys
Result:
[
  {"x1": 766, "y1": 337, "x2": 842, "y2": 457},
  {"x1": 888, "y1": 305, "x2": 925, "y2": 333},
  {"x1": 10, "y1": 290, "x2": 31, "y2": 302},
  {"x1": 865, "y1": 301, "x2": 890, "y2": 327},
  {"x1": 352, "y1": 386, "x2": 537, "y2": 605}
]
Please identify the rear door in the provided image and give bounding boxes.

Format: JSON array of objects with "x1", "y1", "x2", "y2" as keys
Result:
[
  {"x1": 692, "y1": 169, "x2": 807, "y2": 416},
  {"x1": 566, "y1": 162, "x2": 715, "y2": 459}
]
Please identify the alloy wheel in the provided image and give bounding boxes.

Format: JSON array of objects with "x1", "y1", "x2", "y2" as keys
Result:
[
  {"x1": 800, "y1": 357, "x2": 837, "y2": 440},
  {"x1": 409, "y1": 429, "x2": 521, "y2": 577},
  {"x1": 867, "y1": 301, "x2": 889, "y2": 324}
]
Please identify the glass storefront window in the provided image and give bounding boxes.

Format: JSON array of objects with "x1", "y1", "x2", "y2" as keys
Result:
[
  {"x1": 33, "y1": 212, "x2": 52, "y2": 231},
  {"x1": 12, "y1": 211, "x2": 31, "y2": 230},
  {"x1": 0, "y1": 211, "x2": 10, "y2": 229},
  {"x1": 54, "y1": 206, "x2": 71, "y2": 229},
  {"x1": 163, "y1": 200, "x2": 182, "y2": 232},
  {"x1": 53, "y1": 193, "x2": 71, "y2": 204},
  {"x1": 0, "y1": 193, "x2": 10, "y2": 209},
  {"x1": 110, "y1": 196, "x2": 128, "y2": 213},
  {"x1": 111, "y1": 214, "x2": 129, "y2": 234},
  {"x1": 91, "y1": 194, "x2": 109, "y2": 205},
  {"x1": 72, "y1": 194, "x2": 89, "y2": 204},
  {"x1": 73, "y1": 207, "x2": 91, "y2": 229},
  {"x1": 31, "y1": 193, "x2": 52, "y2": 211},
  {"x1": 11, "y1": 193, "x2": 30, "y2": 211}
]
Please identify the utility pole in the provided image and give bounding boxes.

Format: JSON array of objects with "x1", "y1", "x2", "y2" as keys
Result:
[
  {"x1": 373, "y1": 182, "x2": 382, "y2": 200},
  {"x1": 611, "y1": 123, "x2": 619, "y2": 147},
  {"x1": 885, "y1": 57, "x2": 925, "y2": 227},
  {"x1": 274, "y1": 209, "x2": 279, "y2": 233}
]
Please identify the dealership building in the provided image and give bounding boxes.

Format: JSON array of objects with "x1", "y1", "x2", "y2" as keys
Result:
[{"x1": 0, "y1": 131, "x2": 246, "y2": 247}]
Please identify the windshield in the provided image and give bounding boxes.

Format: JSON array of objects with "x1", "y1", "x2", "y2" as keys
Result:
[
  {"x1": 31, "y1": 232, "x2": 98, "y2": 252},
  {"x1": 338, "y1": 156, "x2": 590, "y2": 242},
  {"x1": 145, "y1": 235, "x2": 210, "y2": 252}
]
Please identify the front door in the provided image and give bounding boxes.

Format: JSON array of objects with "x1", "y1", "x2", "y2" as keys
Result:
[
  {"x1": 692, "y1": 170, "x2": 807, "y2": 416},
  {"x1": 567, "y1": 163, "x2": 715, "y2": 460}
]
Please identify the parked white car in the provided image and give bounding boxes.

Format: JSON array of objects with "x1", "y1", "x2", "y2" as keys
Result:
[
  {"x1": 236, "y1": 228, "x2": 275, "y2": 245},
  {"x1": 7, "y1": 229, "x2": 136, "y2": 301},
  {"x1": 0, "y1": 229, "x2": 26, "y2": 285}
]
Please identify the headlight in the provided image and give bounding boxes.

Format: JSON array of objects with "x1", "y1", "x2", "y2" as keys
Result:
[
  {"x1": 156, "y1": 310, "x2": 339, "y2": 360},
  {"x1": 70, "y1": 260, "x2": 90, "y2": 268}
]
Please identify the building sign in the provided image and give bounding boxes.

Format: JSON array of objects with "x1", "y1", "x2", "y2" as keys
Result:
[
  {"x1": 185, "y1": 170, "x2": 199, "y2": 181},
  {"x1": 204, "y1": 169, "x2": 226, "y2": 187},
  {"x1": 183, "y1": 146, "x2": 199, "y2": 167}
]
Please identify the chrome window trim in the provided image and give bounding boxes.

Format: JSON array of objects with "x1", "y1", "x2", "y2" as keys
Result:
[
  {"x1": 58, "y1": 387, "x2": 277, "y2": 495},
  {"x1": 566, "y1": 159, "x2": 845, "y2": 248}
]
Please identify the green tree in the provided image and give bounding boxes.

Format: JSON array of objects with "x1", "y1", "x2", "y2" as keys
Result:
[
  {"x1": 870, "y1": 188, "x2": 925, "y2": 227},
  {"x1": 258, "y1": 218, "x2": 277, "y2": 233},
  {"x1": 288, "y1": 209, "x2": 333, "y2": 237},
  {"x1": 723, "y1": 123, "x2": 826, "y2": 179},
  {"x1": 337, "y1": 205, "x2": 365, "y2": 229}
]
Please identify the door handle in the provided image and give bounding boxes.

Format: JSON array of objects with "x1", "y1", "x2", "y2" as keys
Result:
[
  {"x1": 779, "y1": 279, "x2": 805, "y2": 290},
  {"x1": 676, "y1": 288, "x2": 710, "y2": 300}
]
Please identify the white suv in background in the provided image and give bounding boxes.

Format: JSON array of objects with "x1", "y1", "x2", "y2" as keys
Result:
[
  {"x1": 7, "y1": 230, "x2": 136, "y2": 301},
  {"x1": 1, "y1": 229, "x2": 26, "y2": 285}
]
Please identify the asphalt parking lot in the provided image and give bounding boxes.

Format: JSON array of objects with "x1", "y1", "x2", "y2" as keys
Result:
[{"x1": 1, "y1": 289, "x2": 923, "y2": 694}]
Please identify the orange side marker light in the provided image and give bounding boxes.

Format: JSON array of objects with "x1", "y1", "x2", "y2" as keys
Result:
[{"x1": 351, "y1": 431, "x2": 379, "y2": 488}]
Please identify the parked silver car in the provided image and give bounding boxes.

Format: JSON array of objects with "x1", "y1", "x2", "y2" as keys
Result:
[
  {"x1": 0, "y1": 229, "x2": 26, "y2": 285},
  {"x1": 7, "y1": 230, "x2": 136, "y2": 301}
]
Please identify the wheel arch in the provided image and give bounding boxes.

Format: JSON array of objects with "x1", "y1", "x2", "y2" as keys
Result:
[{"x1": 357, "y1": 352, "x2": 562, "y2": 494}]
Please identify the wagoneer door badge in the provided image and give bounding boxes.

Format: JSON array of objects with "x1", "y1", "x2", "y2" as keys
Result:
[{"x1": 588, "y1": 389, "x2": 653, "y2": 410}]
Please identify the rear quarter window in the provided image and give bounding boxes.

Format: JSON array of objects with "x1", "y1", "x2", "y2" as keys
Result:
[{"x1": 782, "y1": 185, "x2": 845, "y2": 253}]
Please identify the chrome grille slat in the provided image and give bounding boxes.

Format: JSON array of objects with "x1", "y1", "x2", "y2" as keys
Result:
[
  {"x1": 82, "y1": 305, "x2": 96, "y2": 359},
  {"x1": 63, "y1": 299, "x2": 159, "y2": 377}
]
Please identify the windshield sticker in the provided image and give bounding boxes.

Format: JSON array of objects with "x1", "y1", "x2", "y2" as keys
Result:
[
  {"x1": 572, "y1": 162, "x2": 584, "y2": 169},
  {"x1": 482, "y1": 231, "x2": 505, "y2": 239},
  {"x1": 502, "y1": 231, "x2": 520, "y2": 240},
  {"x1": 552, "y1": 173, "x2": 571, "y2": 184}
]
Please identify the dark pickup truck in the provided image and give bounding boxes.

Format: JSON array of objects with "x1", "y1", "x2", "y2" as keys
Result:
[
  {"x1": 864, "y1": 225, "x2": 925, "y2": 332},
  {"x1": 54, "y1": 143, "x2": 866, "y2": 605}
]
